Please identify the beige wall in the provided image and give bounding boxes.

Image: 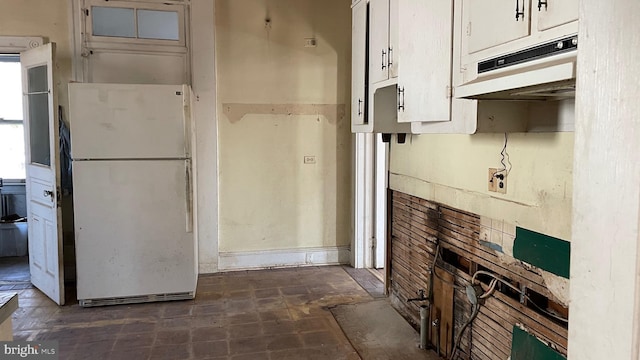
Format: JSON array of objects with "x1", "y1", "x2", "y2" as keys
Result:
[
  {"x1": 215, "y1": 0, "x2": 351, "y2": 253},
  {"x1": 0, "y1": 0, "x2": 73, "y2": 114},
  {"x1": 390, "y1": 131, "x2": 574, "y2": 241}
]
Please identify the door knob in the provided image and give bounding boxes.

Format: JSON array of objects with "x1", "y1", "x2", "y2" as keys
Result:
[{"x1": 43, "y1": 190, "x2": 54, "y2": 201}]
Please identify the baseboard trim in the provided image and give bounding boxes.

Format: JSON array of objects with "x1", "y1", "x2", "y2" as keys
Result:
[{"x1": 218, "y1": 246, "x2": 351, "y2": 271}]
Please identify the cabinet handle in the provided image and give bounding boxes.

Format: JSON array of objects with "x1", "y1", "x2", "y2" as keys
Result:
[
  {"x1": 515, "y1": 0, "x2": 525, "y2": 21},
  {"x1": 382, "y1": 49, "x2": 387, "y2": 70},
  {"x1": 398, "y1": 87, "x2": 405, "y2": 111},
  {"x1": 538, "y1": 0, "x2": 548, "y2": 11},
  {"x1": 357, "y1": 98, "x2": 363, "y2": 116},
  {"x1": 388, "y1": 47, "x2": 393, "y2": 67}
]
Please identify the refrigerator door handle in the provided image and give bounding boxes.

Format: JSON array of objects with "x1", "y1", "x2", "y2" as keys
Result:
[{"x1": 185, "y1": 159, "x2": 193, "y2": 233}]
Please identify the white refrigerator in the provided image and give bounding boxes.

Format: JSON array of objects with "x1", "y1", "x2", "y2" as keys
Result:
[{"x1": 69, "y1": 83, "x2": 197, "y2": 307}]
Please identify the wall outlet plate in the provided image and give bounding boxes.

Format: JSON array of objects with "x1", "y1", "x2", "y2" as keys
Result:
[
  {"x1": 488, "y1": 168, "x2": 507, "y2": 194},
  {"x1": 304, "y1": 156, "x2": 316, "y2": 164}
]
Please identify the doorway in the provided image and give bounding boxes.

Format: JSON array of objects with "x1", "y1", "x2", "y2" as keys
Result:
[
  {"x1": 372, "y1": 134, "x2": 388, "y2": 280},
  {"x1": 0, "y1": 53, "x2": 31, "y2": 291},
  {"x1": 353, "y1": 133, "x2": 389, "y2": 287}
]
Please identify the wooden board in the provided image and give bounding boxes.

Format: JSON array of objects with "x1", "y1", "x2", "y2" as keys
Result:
[{"x1": 430, "y1": 266, "x2": 455, "y2": 358}]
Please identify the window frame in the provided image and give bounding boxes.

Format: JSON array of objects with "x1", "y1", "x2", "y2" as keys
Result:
[
  {"x1": 0, "y1": 37, "x2": 43, "y2": 183},
  {"x1": 84, "y1": 0, "x2": 187, "y2": 48}
]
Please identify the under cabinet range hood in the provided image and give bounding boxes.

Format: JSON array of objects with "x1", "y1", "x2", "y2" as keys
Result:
[{"x1": 456, "y1": 35, "x2": 578, "y2": 100}]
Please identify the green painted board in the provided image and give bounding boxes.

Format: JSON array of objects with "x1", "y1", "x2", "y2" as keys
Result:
[
  {"x1": 511, "y1": 326, "x2": 566, "y2": 360},
  {"x1": 513, "y1": 227, "x2": 570, "y2": 279}
]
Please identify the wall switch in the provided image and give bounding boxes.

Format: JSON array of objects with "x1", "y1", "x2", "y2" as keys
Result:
[
  {"x1": 488, "y1": 168, "x2": 507, "y2": 194},
  {"x1": 304, "y1": 156, "x2": 316, "y2": 164}
]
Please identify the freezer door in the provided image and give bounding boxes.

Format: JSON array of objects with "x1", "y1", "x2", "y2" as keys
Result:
[
  {"x1": 74, "y1": 160, "x2": 196, "y2": 300},
  {"x1": 69, "y1": 83, "x2": 189, "y2": 160}
]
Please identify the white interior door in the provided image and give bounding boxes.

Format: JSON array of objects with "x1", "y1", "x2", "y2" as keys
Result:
[{"x1": 21, "y1": 43, "x2": 65, "y2": 305}]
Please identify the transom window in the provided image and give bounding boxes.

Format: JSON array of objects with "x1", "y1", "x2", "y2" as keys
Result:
[
  {"x1": 92, "y1": 7, "x2": 180, "y2": 41},
  {"x1": 84, "y1": 0, "x2": 186, "y2": 47}
]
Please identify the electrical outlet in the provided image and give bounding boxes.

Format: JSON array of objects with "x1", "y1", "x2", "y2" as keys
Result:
[
  {"x1": 488, "y1": 168, "x2": 507, "y2": 194},
  {"x1": 304, "y1": 156, "x2": 316, "y2": 164},
  {"x1": 304, "y1": 38, "x2": 317, "y2": 48}
]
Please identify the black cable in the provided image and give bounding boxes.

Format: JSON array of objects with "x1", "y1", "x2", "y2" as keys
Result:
[
  {"x1": 450, "y1": 303, "x2": 479, "y2": 360},
  {"x1": 494, "y1": 133, "x2": 511, "y2": 178}
]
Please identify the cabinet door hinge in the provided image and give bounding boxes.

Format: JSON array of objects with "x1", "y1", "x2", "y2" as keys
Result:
[
  {"x1": 82, "y1": 8, "x2": 89, "y2": 16},
  {"x1": 466, "y1": 22, "x2": 472, "y2": 36},
  {"x1": 446, "y1": 86, "x2": 453, "y2": 99}
]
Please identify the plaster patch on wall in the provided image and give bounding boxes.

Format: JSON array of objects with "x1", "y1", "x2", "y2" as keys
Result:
[
  {"x1": 494, "y1": 252, "x2": 568, "y2": 306},
  {"x1": 223, "y1": 103, "x2": 346, "y2": 124},
  {"x1": 539, "y1": 269, "x2": 570, "y2": 307}
]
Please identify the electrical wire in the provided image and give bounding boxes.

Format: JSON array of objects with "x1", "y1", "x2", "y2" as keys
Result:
[
  {"x1": 433, "y1": 244, "x2": 465, "y2": 290},
  {"x1": 494, "y1": 132, "x2": 512, "y2": 177},
  {"x1": 450, "y1": 279, "x2": 496, "y2": 359},
  {"x1": 472, "y1": 270, "x2": 522, "y2": 294},
  {"x1": 472, "y1": 270, "x2": 569, "y2": 323},
  {"x1": 450, "y1": 304, "x2": 479, "y2": 360},
  {"x1": 479, "y1": 279, "x2": 497, "y2": 300}
]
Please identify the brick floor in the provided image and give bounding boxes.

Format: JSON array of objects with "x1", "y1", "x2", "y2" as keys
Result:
[{"x1": 2, "y1": 266, "x2": 376, "y2": 359}]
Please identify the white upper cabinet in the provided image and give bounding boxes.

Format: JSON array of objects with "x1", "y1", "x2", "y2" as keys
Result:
[
  {"x1": 387, "y1": 0, "x2": 399, "y2": 79},
  {"x1": 352, "y1": 0, "x2": 411, "y2": 133},
  {"x1": 351, "y1": 0, "x2": 367, "y2": 129},
  {"x1": 459, "y1": 0, "x2": 579, "y2": 85},
  {"x1": 369, "y1": 0, "x2": 398, "y2": 85},
  {"x1": 397, "y1": 0, "x2": 454, "y2": 123},
  {"x1": 463, "y1": 0, "x2": 532, "y2": 55},
  {"x1": 535, "y1": 0, "x2": 579, "y2": 31}
]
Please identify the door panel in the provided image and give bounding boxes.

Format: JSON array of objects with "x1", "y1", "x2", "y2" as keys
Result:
[
  {"x1": 397, "y1": 0, "x2": 453, "y2": 123},
  {"x1": 536, "y1": 0, "x2": 579, "y2": 32},
  {"x1": 387, "y1": 0, "x2": 399, "y2": 78},
  {"x1": 351, "y1": 1, "x2": 367, "y2": 126},
  {"x1": 21, "y1": 43, "x2": 65, "y2": 305},
  {"x1": 464, "y1": 0, "x2": 532, "y2": 54},
  {"x1": 369, "y1": 0, "x2": 390, "y2": 84}
]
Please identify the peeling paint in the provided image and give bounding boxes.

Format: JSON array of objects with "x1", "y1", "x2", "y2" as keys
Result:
[{"x1": 223, "y1": 103, "x2": 346, "y2": 125}]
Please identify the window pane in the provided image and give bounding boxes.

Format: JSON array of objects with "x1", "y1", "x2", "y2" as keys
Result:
[
  {"x1": 0, "y1": 56, "x2": 23, "y2": 121},
  {"x1": 0, "y1": 123, "x2": 26, "y2": 179},
  {"x1": 26, "y1": 66, "x2": 50, "y2": 167},
  {"x1": 92, "y1": 6, "x2": 136, "y2": 38},
  {"x1": 27, "y1": 65, "x2": 47, "y2": 93},
  {"x1": 137, "y1": 10, "x2": 180, "y2": 40}
]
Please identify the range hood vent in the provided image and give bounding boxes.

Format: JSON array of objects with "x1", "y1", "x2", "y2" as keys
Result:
[{"x1": 456, "y1": 35, "x2": 578, "y2": 100}]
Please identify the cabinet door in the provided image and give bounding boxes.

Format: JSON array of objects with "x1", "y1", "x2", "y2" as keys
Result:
[
  {"x1": 463, "y1": 0, "x2": 532, "y2": 54},
  {"x1": 369, "y1": 0, "x2": 390, "y2": 84},
  {"x1": 388, "y1": 0, "x2": 399, "y2": 78},
  {"x1": 397, "y1": 0, "x2": 453, "y2": 123},
  {"x1": 352, "y1": 0, "x2": 367, "y2": 126},
  {"x1": 536, "y1": 0, "x2": 579, "y2": 32}
]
